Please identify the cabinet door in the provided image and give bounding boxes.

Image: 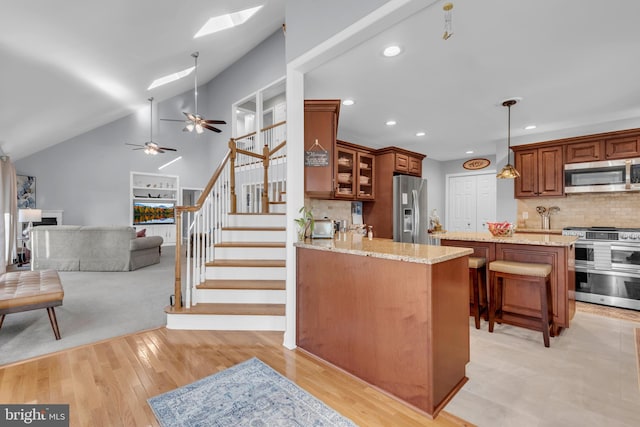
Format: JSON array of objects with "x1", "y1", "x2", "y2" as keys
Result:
[
  {"x1": 565, "y1": 140, "x2": 604, "y2": 163},
  {"x1": 514, "y1": 149, "x2": 538, "y2": 197},
  {"x1": 356, "y1": 152, "x2": 375, "y2": 200},
  {"x1": 537, "y1": 146, "x2": 564, "y2": 196},
  {"x1": 395, "y1": 153, "x2": 409, "y2": 172},
  {"x1": 335, "y1": 147, "x2": 356, "y2": 199},
  {"x1": 605, "y1": 136, "x2": 640, "y2": 159},
  {"x1": 304, "y1": 104, "x2": 338, "y2": 198},
  {"x1": 408, "y1": 156, "x2": 422, "y2": 176}
]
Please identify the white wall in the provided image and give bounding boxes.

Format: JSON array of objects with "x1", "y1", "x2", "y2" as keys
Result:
[{"x1": 14, "y1": 29, "x2": 286, "y2": 226}]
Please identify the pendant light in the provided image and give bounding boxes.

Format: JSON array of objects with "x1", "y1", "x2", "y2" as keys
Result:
[{"x1": 496, "y1": 99, "x2": 521, "y2": 179}]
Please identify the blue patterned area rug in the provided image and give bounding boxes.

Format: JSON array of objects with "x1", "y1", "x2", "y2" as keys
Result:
[{"x1": 148, "y1": 357, "x2": 358, "y2": 426}]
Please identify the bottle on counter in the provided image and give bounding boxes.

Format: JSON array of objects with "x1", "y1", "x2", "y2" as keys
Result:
[{"x1": 368, "y1": 225, "x2": 373, "y2": 240}]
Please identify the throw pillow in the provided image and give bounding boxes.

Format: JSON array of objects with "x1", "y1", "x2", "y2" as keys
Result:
[{"x1": 136, "y1": 228, "x2": 146, "y2": 238}]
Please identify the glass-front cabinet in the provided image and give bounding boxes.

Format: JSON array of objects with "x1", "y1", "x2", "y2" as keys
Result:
[{"x1": 334, "y1": 146, "x2": 375, "y2": 200}]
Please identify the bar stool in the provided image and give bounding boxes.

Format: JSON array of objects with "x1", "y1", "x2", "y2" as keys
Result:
[
  {"x1": 488, "y1": 260, "x2": 554, "y2": 347},
  {"x1": 468, "y1": 257, "x2": 487, "y2": 329}
]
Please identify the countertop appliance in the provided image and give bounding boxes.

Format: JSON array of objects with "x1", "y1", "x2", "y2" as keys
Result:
[
  {"x1": 564, "y1": 157, "x2": 640, "y2": 194},
  {"x1": 393, "y1": 175, "x2": 428, "y2": 244},
  {"x1": 562, "y1": 226, "x2": 640, "y2": 310},
  {"x1": 311, "y1": 219, "x2": 335, "y2": 239}
]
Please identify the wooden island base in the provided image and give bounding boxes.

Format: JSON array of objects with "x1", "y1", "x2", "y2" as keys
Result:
[{"x1": 296, "y1": 244, "x2": 471, "y2": 418}]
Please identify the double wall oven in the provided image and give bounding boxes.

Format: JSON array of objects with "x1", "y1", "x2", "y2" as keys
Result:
[{"x1": 563, "y1": 227, "x2": 640, "y2": 310}]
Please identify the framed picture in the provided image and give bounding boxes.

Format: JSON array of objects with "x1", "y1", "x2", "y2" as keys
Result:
[{"x1": 17, "y1": 175, "x2": 36, "y2": 208}]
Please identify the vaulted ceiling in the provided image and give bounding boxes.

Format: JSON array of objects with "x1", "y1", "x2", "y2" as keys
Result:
[{"x1": 3, "y1": 1, "x2": 640, "y2": 163}]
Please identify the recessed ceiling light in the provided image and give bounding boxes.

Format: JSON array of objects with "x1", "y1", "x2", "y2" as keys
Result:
[
  {"x1": 466, "y1": 150, "x2": 474, "y2": 154},
  {"x1": 416, "y1": 131, "x2": 426, "y2": 137},
  {"x1": 147, "y1": 66, "x2": 195, "y2": 90},
  {"x1": 524, "y1": 125, "x2": 537, "y2": 130},
  {"x1": 194, "y1": 6, "x2": 263, "y2": 38},
  {"x1": 383, "y1": 45, "x2": 402, "y2": 57},
  {"x1": 386, "y1": 120, "x2": 397, "y2": 126},
  {"x1": 342, "y1": 99, "x2": 355, "y2": 106}
]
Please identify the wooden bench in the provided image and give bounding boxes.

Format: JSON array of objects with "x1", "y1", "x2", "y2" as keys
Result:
[{"x1": 0, "y1": 270, "x2": 64, "y2": 340}]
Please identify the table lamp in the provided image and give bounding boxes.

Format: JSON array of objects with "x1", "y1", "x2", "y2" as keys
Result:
[{"x1": 18, "y1": 208, "x2": 42, "y2": 237}]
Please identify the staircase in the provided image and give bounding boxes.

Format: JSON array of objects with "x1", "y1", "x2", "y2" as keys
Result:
[{"x1": 165, "y1": 212, "x2": 287, "y2": 331}]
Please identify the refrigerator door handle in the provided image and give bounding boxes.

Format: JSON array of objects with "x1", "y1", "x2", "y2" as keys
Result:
[{"x1": 412, "y1": 189, "x2": 419, "y2": 243}]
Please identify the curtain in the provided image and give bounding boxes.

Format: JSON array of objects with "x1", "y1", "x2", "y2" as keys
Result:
[{"x1": 0, "y1": 157, "x2": 18, "y2": 274}]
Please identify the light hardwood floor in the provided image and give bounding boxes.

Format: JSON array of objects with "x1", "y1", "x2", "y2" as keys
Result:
[{"x1": 0, "y1": 328, "x2": 474, "y2": 427}]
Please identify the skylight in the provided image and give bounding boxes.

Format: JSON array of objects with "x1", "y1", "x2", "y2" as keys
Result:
[
  {"x1": 194, "y1": 6, "x2": 264, "y2": 39},
  {"x1": 147, "y1": 66, "x2": 195, "y2": 90}
]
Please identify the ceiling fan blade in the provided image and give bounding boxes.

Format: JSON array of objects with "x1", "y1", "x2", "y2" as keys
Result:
[
  {"x1": 160, "y1": 118, "x2": 187, "y2": 122},
  {"x1": 183, "y1": 112, "x2": 197, "y2": 122},
  {"x1": 201, "y1": 123, "x2": 222, "y2": 133},
  {"x1": 159, "y1": 147, "x2": 177, "y2": 151},
  {"x1": 132, "y1": 147, "x2": 145, "y2": 151},
  {"x1": 125, "y1": 143, "x2": 144, "y2": 147},
  {"x1": 202, "y1": 119, "x2": 226, "y2": 125},
  {"x1": 157, "y1": 149, "x2": 165, "y2": 153}
]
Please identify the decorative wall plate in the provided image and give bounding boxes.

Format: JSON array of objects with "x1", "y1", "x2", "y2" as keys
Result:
[{"x1": 463, "y1": 158, "x2": 491, "y2": 170}]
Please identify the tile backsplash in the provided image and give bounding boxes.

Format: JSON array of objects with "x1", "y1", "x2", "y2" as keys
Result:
[
  {"x1": 518, "y1": 192, "x2": 640, "y2": 229},
  {"x1": 305, "y1": 198, "x2": 353, "y2": 225}
]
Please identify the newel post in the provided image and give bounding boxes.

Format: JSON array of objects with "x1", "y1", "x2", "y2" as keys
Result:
[
  {"x1": 173, "y1": 210, "x2": 182, "y2": 308},
  {"x1": 262, "y1": 144, "x2": 270, "y2": 213},
  {"x1": 229, "y1": 139, "x2": 237, "y2": 214}
]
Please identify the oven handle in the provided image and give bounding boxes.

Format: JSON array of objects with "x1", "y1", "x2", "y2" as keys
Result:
[{"x1": 576, "y1": 266, "x2": 640, "y2": 279}]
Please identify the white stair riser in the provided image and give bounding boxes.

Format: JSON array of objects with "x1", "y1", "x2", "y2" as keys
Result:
[
  {"x1": 214, "y1": 247, "x2": 286, "y2": 260},
  {"x1": 221, "y1": 229, "x2": 285, "y2": 242},
  {"x1": 206, "y1": 266, "x2": 286, "y2": 280},
  {"x1": 195, "y1": 289, "x2": 286, "y2": 304},
  {"x1": 226, "y1": 215, "x2": 286, "y2": 228},
  {"x1": 166, "y1": 314, "x2": 286, "y2": 331}
]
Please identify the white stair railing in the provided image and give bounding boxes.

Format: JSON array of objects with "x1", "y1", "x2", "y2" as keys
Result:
[{"x1": 171, "y1": 121, "x2": 286, "y2": 310}]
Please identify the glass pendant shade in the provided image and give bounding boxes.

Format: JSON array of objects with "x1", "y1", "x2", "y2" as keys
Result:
[
  {"x1": 497, "y1": 99, "x2": 520, "y2": 179},
  {"x1": 496, "y1": 163, "x2": 520, "y2": 179}
]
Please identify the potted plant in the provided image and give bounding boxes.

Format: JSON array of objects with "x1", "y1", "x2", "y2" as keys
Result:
[{"x1": 294, "y1": 206, "x2": 314, "y2": 241}]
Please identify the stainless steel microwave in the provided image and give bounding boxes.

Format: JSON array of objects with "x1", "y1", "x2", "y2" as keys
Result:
[{"x1": 564, "y1": 157, "x2": 640, "y2": 193}]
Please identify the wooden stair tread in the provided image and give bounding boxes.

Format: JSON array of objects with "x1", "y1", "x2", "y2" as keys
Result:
[
  {"x1": 222, "y1": 226, "x2": 286, "y2": 231},
  {"x1": 269, "y1": 201, "x2": 286, "y2": 204},
  {"x1": 207, "y1": 259, "x2": 285, "y2": 267},
  {"x1": 165, "y1": 303, "x2": 285, "y2": 316},
  {"x1": 197, "y1": 280, "x2": 285, "y2": 290},
  {"x1": 215, "y1": 242, "x2": 285, "y2": 248}
]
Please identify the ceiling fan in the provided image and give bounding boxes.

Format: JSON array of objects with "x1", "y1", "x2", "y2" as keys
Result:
[
  {"x1": 126, "y1": 97, "x2": 177, "y2": 155},
  {"x1": 161, "y1": 52, "x2": 226, "y2": 134}
]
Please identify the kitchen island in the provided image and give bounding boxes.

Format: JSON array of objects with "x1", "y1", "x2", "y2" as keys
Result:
[
  {"x1": 437, "y1": 232, "x2": 577, "y2": 334},
  {"x1": 295, "y1": 236, "x2": 473, "y2": 418}
]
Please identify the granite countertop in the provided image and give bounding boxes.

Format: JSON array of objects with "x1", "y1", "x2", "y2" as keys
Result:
[
  {"x1": 515, "y1": 228, "x2": 563, "y2": 235},
  {"x1": 294, "y1": 234, "x2": 473, "y2": 265},
  {"x1": 437, "y1": 231, "x2": 578, "y2": 247}
]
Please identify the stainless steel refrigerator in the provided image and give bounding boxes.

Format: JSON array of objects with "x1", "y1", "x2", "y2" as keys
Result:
[{"x1": 393, "y1": 175, "x2": 429, "y2": 244}]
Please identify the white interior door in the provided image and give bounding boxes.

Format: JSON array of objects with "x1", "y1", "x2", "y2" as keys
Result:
[
  {"x1": 447, "y1": 173, "x2": 496, "y2": 232},
  {"x1": 476, "y1": 174, "x2": 497, "y2": 231},
  {"x1": 449, "y1": 176, "x2": 477, "y2": 231}
]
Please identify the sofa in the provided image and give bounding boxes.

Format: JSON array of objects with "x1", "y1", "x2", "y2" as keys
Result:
[{"x1": 30, "y1": 225, "x2": 163, "y2": 271}]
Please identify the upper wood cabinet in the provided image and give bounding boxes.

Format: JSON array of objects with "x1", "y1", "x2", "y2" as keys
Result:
[
  {"x1": 605, "y1": 135, "x2": 640, "y2": 159},
  {"x1": 514, "y1": 146, "x2": 564, "y2": 198},
  {"x1": 334, "y1": 141, "x2": 375, "y2": 200},
  {"x1": 304, "y1": 100, "x2": 341, "y2": 199},
  {"x1": 565, "y1": 140, "x2": 605, "y2": 163},
  {"x1": 387, "y1": 148, "x2": 424, "y2": 177}
]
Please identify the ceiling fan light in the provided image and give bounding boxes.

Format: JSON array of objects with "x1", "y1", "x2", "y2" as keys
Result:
[
  {"x1": 195, "y1": 123, "x2": 204, "y2": 134},
  {"x1": 185, "y1": 122, "x2": 195, "y2": 132}
]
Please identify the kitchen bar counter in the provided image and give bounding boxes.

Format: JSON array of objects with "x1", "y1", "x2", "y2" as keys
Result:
[
  {"x1": 295, "y1": 237, "x2": 472, "y2": 418},
  {"x1": 295, "y1": 234, "x2": 472, "y2": 264},
  {"x1": 435, "y1": 231, "x2": 575, "y2": 246},
  {"x1": 439, "y1": 232, "x2": 578, "y2": 334}
]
